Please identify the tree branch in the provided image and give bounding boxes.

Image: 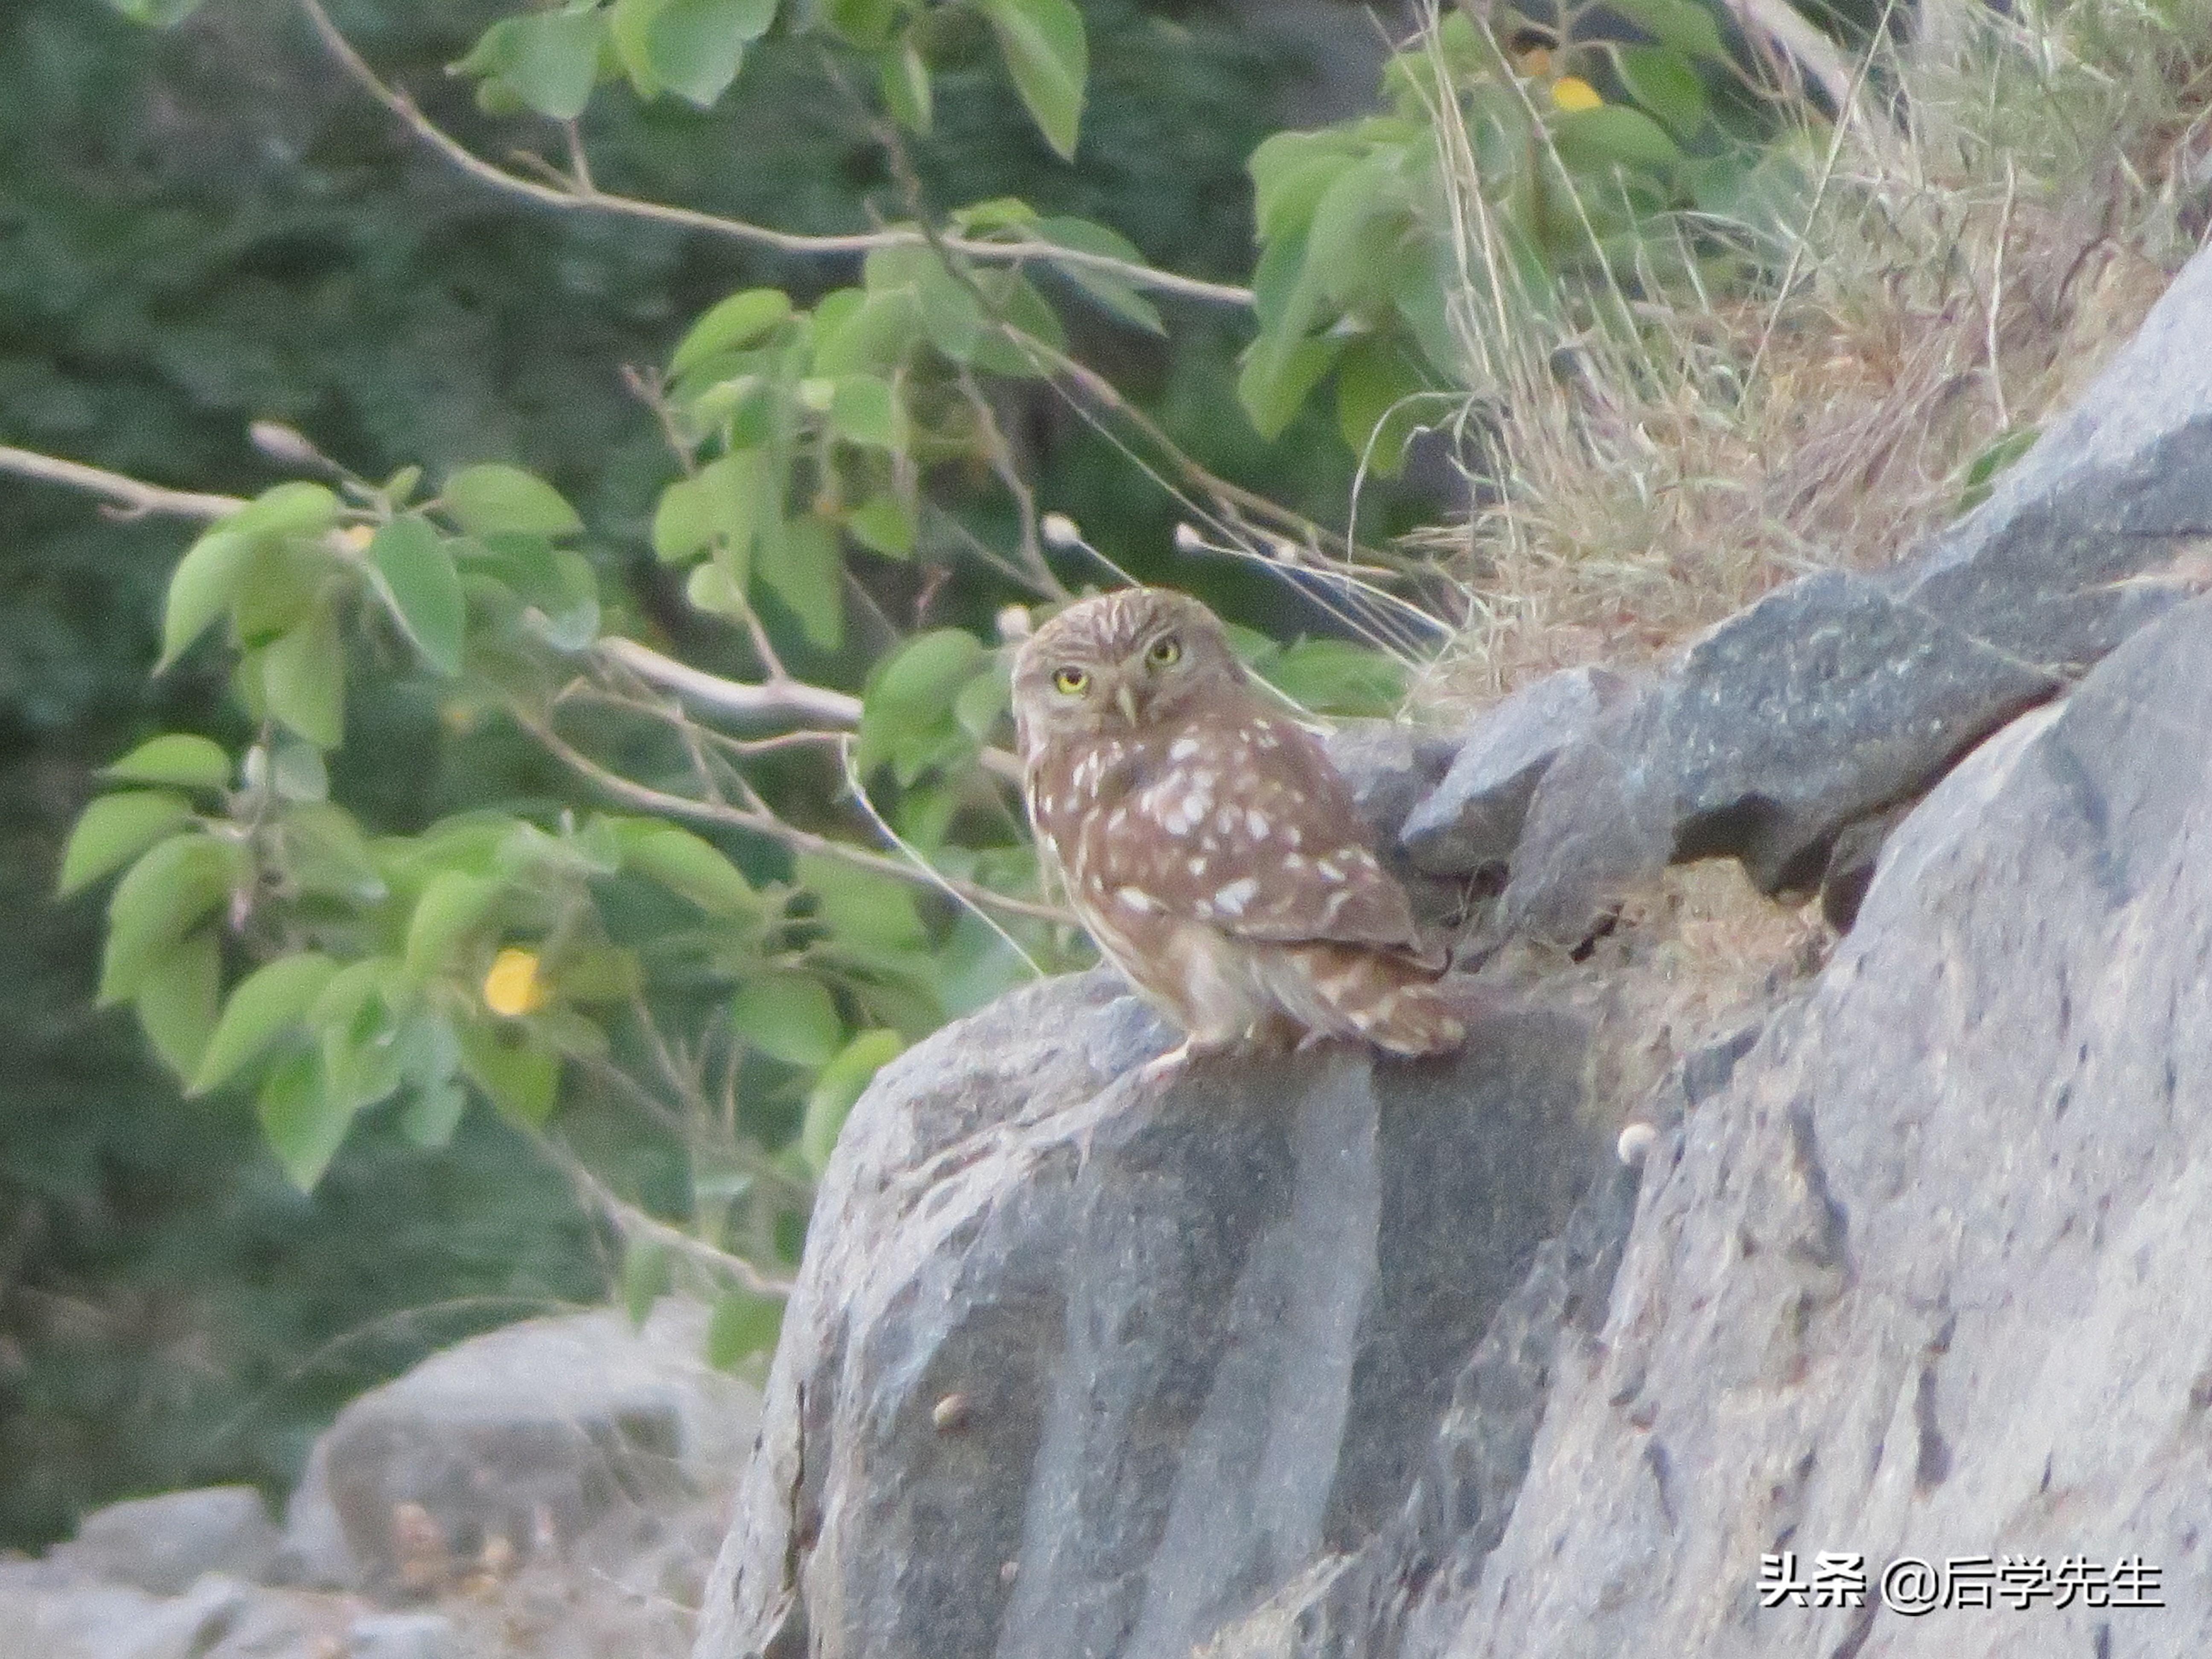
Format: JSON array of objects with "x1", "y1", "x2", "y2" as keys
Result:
[
  {"x1": 0, "y1": 444, "x2": 242, "y2": 521},
  {"x1": 516, "y1": 709, "x2": 1066, "y2": 924},
  {"x1": 294, "y1": 0, "x2": 1253, "y2": 308}
]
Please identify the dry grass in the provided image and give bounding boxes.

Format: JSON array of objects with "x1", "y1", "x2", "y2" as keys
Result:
[{"x1": 1405, "y1": 0, "x2": 2212, "y2": 707}]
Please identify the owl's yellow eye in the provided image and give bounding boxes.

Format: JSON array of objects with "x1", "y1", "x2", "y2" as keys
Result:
[
  {"x1": 1054, "y1": 667, "x2": 1089, "y2": 695},
  {"x1": 1147, "y1": 635, "x2": 1182, "y2": 667}
]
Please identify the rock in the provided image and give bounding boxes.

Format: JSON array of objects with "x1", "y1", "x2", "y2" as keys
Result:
[
  {"x1": 52, "y1": 1487, "x2": 279, "y2": 1596},
  {"x1": 1321, "y1": 719, "x2": 1471, "y2": 931},
  {"x1": 1814, "y1": 799, "x2": 1917, "y2": 933},
  {"x1": 1892, "y1": 234, "x2": 2212, "y2": 670},
  {"x1": 1196, "y1": 1155, "x2": 1643, "y2": 1659},
  {"x1": 284, "y1": 1299, "x2": 757, "y2": 1595},
  {"x1": 1320, "y1": 719, "x2": 1458, "y2": 846},
  {"x1": 1398, "y1": 667, "x2": 1627, "y2": 878},
  {"x1": 1429, "y1": 591, "x2": 2212, "y2": 1657},
  {"x1": 693, "y1": 969, "x2": 1610, "y2": 1659},
  {"x1": 0, "y1": 1572, "x2": 254, "y2": 1659},
  {"x1": 346, "y1": 1612, "x2": 456, "y2": 1659},
  {"x1": 1498, "y1": 572, "x2": 2061, "y2": 946}
]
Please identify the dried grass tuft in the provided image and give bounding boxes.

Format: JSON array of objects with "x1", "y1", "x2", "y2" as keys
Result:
[{"x1": 1406, "y1": 0, "x2": 2212, "y2": 707}]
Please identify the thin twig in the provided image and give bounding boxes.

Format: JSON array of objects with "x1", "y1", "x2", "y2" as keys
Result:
[
  {"x1": 518, "y1": 708, "x2": 1068, "y2": 923},
  {"x1": 539, "y1": 1132, "x2": 796, "y2": 1297},
  {"x1": 837, "y1": 736, "x2": 1047, "y2": 981},
  {"x1": 293, "y1": 0, "x2": 1252, "y2": 307},
  {"x1": 0, "y1": 445, "x2": 243, "y2": 521}
]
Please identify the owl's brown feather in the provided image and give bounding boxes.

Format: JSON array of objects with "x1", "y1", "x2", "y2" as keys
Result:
[{"x1": 1014, "y1": 588, "x2": 1467, "y2": 1058}]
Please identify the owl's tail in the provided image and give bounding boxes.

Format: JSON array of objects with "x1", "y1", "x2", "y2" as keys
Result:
[{"x1": 1286, "y1": 946, "x2": 1499, "y2": 1058}]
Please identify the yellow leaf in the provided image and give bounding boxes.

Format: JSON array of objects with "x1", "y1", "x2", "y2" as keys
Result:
[
  {"x1": 483, "y1": 947, "x2": 549, "y2": 1017},
  {"x1": 1551, "y1": 76, "x2": 1603, "y2": 112}
]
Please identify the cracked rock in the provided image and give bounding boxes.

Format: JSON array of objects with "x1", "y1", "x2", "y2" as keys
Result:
[{"x1": 1398, "y1": 667, "x2": 1629, "y2": 879}]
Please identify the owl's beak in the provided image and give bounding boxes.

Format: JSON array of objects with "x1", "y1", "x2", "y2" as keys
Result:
[{"x1": 1114, "y1": 681, "x2": 1140, "y2": 726}]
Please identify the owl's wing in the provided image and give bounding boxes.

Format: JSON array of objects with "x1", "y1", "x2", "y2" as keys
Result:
[{"x1": 1074, "y1": 712, "x2": 1437, "y2": 961}]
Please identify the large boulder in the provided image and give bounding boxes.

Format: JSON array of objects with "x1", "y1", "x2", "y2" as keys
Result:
[
  {"x1": 693, "y1": 971, "x2": 1613, "y2": 1659},
  {"x1": 1426, "y1": 588, "x2": 2212, "y2": 1658},
  {"x1": 1206, "y1": 587, "x2": 2212, "y2": 1658},
  {"x1": 49, "y1": 1487, "x2": 278, "y2": 1596},
  {"x1": 282, "y1": 1299, "x2": 757, "y2": 1595}
]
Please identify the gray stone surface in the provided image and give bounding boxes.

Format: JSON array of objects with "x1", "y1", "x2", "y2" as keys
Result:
[
  {"x1": 0, "y1": 1572, "x2": 256, "y2": 1659},
  {"x1": 1321, "y1": 719, "x2": 1458, "y2": 846},
  {"x1": 1497, "y1": 571, "x2": 2061, "y2": 945},
  {"x1": 1892, "y1": 237, "x2": 2212, "y2": 670},
  {"x1": 53, "y1": 1487, "x2": 279, "y2": 1596},
  {"x1": 285, "y1": 1299, "x2": 757, "y2": 1594},
  {"x1": 346, "y1": 1612, "x2": 457, "y2": 1659},
  {"x1": 1491, "y1": 237, "x2": 2212, "y2": 949},
  {"x1": 693, "y1": 969, "x2": 1610, "y2": 1659},
  {"x1": 1399, "y1": 667, "x2": 1627, "y2": 878},
  {"x1": 1429, "y1": 592, "x2": 2212, "y2": 1657}
]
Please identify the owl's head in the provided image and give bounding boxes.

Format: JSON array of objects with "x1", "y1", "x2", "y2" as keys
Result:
[{"x1": 1011, "y1": 588, "x2": 1247, "y2": 755}]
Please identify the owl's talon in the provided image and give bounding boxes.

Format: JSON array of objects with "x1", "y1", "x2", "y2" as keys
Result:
[{"x1": 1137, "y1": 1042, "x2": 1193, "y2": 1090}]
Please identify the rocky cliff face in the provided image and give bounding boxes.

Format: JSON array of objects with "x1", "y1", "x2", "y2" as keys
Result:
[{"x1": 694, "y1": 240, "x2": 2212, "y2": 1659}]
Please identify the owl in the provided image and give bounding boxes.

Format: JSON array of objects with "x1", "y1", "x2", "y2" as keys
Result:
[{"x1": 1011, "y1": 587, "x2": 1468, "y2": 1071}]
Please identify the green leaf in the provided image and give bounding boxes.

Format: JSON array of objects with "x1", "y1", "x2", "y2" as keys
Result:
[
  {"x1": 800, "y1": 1028, "x2": 902, "y2": 1176},
  {"x1": 1238, "y1": 333, "x2": 1344, "y2": 440},
  {"x1": 654, "y1": 451, "x2": 767, "y2": 576},
  {"x1": 403, "y1": 870, "x2": 505, "y2": 981},
  {"x1": 621, "y1": 1238, "x2": 672, "y2": 1327},
  {"x1": 443, "y1": 464, "x2": 585, "y2": 540},
  {"x1": 706, "y1": 1287, "x2": 785, "y2": 1368},
  {"x1": 102, "y1": 733, "x2": 231, "y2": 792},
  {"x1": 670, "y1": 288, "x2": 793, "y2": 376},
  {"x1": 135, "y1": 932, "x2": 222, "y2": 1082},
  {"x1": 843, "y1": 495, "x2": 916, "y2": 560},
  {"x1": 277, "y1": 802, "x2": 387, "y2": 903},
  {"x1": 1259, "y1": 638, "x2": 1408, "y2": 718},
  {"x1": 879, "y1": 35, "x2": 932, "y2": 134},
  {"x1": 952, "y1": 658, "x2": 1010, "y2": 739},
  {"x1": 647, "y1": 0, "x2": 775, "y2": 105},
  {"x1": 158, "y1": 530, "x2": 253, "y2": 671},
  {"x1": 731, "y1": 972, "x2": 844, "y2": 1067},
  {"x1": 858, "y1": 628, "x2": 983, "y2": 777},
  {"x1": 1616, "y1": 46, "x2": 1708, "y2": 140},
  {"x1": 262, "y1": 603, "x2": 346, "y2": 749},
  {"x1": 864, "y1": 247, "x2": 985, "y2": 363},
  {"x1": 58, "y1": 792, "x2": 196, "y2": 898},
  {"x1": 99, "y1": 834, "x2": 240, "y2": 1006},
  {"x1": 227, "y1": 480, "x2": 344, "y2": 543},
  {"x1": 1551, "y1": 105, "x2": 1684, "y2": 176},
  {"x1": 503, "y1": 11, "x2": 606, "y2": 120},
  {"x1": 257, "y1": 1049, "x2": 351, "y2": 1193},
  {"x1": 830, "y1": 376, "x2": 901, "y2": 449},
  {"x1": 456, "y1": 1016, "x2": 563, "y2": 1125},
  {"x1": 1033, "y1": 216, "x2": 1164, "y2": 334},
  {"x1": 812, "y1": 287, "x2": 925, "y2": 376},
  {"x1": 609, "y1": 0, "x2": 671, "y2": 96},
  {"x1": 873, "y1": 628, "x2": 984, "y2": 718},
  {"x1": 191, "y1": 952, "x2": 341, "y2": 1095},
  {"x1": 105, "y1": 0, "x2": 212, "y2": 24},
  {"x1": 979, "y1": 0, "x2": 1088, "y2": 159},
  {"x1": 612, "y1": 821, "x2": 761, "y2": 917},
  {"x1": 798, "y1": 854, "x2": 927, "y2": 952},
  {"x1": 399, "y1": 1081, "x2": 469, "y2": 1149},
  {"x1": 1333, "y1": 337, "x2": 1432, "y2": 475},
  {"x1": 370, "y1": 518, "x2": 466, "y2": 675},
  {"x1": 1956, "y1": 425, "x2": 2042, "y2": 515},
  {"x1": 755, "y1": 517, "x2": 844, "y2": 649},
  {"x1": 1607, "y1": 0, "x2": 1728, "y2": 61}
]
